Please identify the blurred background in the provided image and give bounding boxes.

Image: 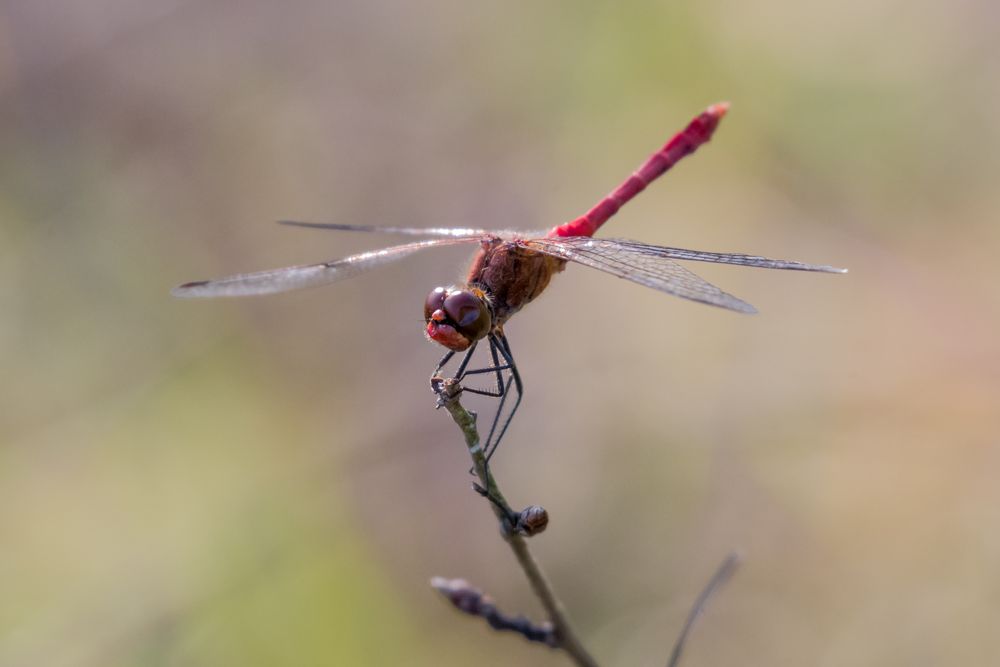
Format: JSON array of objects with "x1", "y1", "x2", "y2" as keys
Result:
[{"x1": 2, "y1": 1, "x2": 998, "y2": 665}]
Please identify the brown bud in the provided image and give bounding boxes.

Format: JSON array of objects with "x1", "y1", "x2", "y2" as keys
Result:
[{"x1": 516, "y1": 505, "x2": 549, "y2": 536}]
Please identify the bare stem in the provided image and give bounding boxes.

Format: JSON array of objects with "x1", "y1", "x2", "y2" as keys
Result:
[
  {"x1": 666, "y1": 551, "x2": 742, "y2": 667},
  {"x1": 436, "y1": 379, "x2": 599, "y2": 667},
  {"x1": 431, "y1": 577, "x2": 558, "y2": 647}
]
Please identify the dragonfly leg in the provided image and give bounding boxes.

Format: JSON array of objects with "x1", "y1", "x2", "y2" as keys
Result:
[
  {"x1": 433, "y1": 350, "x2": 456, "y2": 377},
  {"x1": 463, "y1": 336, "x2": 508, "y2": 401},
  {"x1": 430, "y1": 343, "x2": 480, "y2": 395},
  {"x1": 484, "y1": 333, "x2": 523, "y2": 463},
  {"x1": 461, "y1": 362, "x2": 513, "y2": 376},
  {"x1": 459, "y1": 359, "x2": 512, "y2": 395},
  {"x1": 458, "y1": 347, "x2": 511, "y2": 479},
  {"x1": 453, "y1": 342, "x2": 479, "y2": 379},
  {"x1": 445, "y1": 338, "x2": 509, "y2": 397},
  {"x1": 466, "y1": 338, "x2": 514, "y2": 489},
  {"x1": 430, "y1": 349, "x2": 456, "y2": 394},
  {"x1": 430, "y1": 335, "x2": 521, "y2": 468},
  {"x1": 481, "y1": 337, "x2": 513, "y2": 453}
]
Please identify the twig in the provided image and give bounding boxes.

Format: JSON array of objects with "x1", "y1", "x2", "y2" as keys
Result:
[
  {"x1": 434, "y1": 378, "x2": 599, "y2": 667},
  {"x1": 433, "y1": 377, "x2": 740, "y2": 666},
  {"x1": 431, "y1": 577, "x2": 558, "y2": 647},
  {"x1": 666, "y1": 551, "x2": 742, "y2": 667}
]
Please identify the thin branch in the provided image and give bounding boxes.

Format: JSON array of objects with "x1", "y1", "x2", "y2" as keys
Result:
[
  {"x1": 666, "y1": 551, "x2": 742, "y2": 667},
  {"x1": 431, "y1": 577, "x2": 558, "y2": 647},
  {"x1": 435, "y1": 378, "x2": 599, "y2": 667}
]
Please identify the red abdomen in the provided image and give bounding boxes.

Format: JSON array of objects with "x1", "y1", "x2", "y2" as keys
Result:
[{"x1": 547, "y1": 103, "x2": 728, "y2": 239}]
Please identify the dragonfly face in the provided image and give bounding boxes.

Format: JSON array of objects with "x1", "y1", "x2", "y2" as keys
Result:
[{"x1": 424, "y1": 285, "x2": 493, "y2": 351}]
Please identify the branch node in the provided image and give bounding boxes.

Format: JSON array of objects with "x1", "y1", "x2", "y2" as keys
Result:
[{"x1": 432, "y1": 376, "x2": 461, "y2": 404}]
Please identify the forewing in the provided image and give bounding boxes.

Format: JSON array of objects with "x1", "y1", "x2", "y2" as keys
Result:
[
  {"x1": 172, "y1": 237, "x2": 480, "y2": 298},
  {"x1": 600, "y1": 239, "x2": 847, "y2": 273},
  {"x1": 524, "y1": 237, "x2": 758, "y2": 313},
  {"x1": 278, "y1": 220, "x2": 540, "y2": 240}
]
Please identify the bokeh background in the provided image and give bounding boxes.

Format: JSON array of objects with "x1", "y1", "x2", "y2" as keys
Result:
[{"x1": 2, "y1": 1, "x2": 998, "y2": 665}]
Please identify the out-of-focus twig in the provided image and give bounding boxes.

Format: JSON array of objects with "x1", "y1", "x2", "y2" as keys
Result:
[
  {"x1": 434, "y1": 378, "x2": 599, "y2": 667},
  {"x1": 430, "y1": 577, "x2": 558, "y2": 647},
  {"x1": 666, "y1": 551, "x2": 742, "y2": 667}
]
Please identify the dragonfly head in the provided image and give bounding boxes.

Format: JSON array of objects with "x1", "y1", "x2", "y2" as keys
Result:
[{"x1": 424, "y1": 286, "x2": 492, "y2": 351}]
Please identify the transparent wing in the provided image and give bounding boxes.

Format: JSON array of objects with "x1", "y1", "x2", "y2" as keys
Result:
[
  {"x1": 598, "y1": 238, "x2": 848, "y2": 273},
  {"x1": 524, "y1": 237, "x2": 759, "y2": 313},
  {"x1": 278, "y1": 220, "x2": 541, "y2": 239},
  {"x1": 172, "y1": 237, "x2": 481, "y2": 298}
]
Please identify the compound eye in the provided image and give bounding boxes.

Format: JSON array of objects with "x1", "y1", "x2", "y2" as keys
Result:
[
  {"x1": 443, "y1": 290, "x2": 491, "y2": 341},
  {"x1": 424, "y1": 287, "x2": 448, "y2": 321}
]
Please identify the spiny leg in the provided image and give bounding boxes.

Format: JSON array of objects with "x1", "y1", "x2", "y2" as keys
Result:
[
  {"x1": 432, "y1": 339, "x2": 511, "y2": 402},
  {"x1": 481, "y1": 336, "x2": 515, "y2": 455},
  {"x1": 449, "y1": 336, "x2": 516, "y2": 457},
  {"x1": 481, "y1": 374, "x2": 514, "y2": 454},
  {"x1": 453, "y1": 341, "x2": 479, "y2": 379},
  {"x1": 429, "y1": 334, "x2": 521, "y2": 467},
  {"x1": 456, "y1": 337, "x2": 509, "y2": 397},
  {"x1": 460, "y1": 339, "x2": 513, "y2": 459},
  {"x1": 431, "y1": 340, "x2": 486, "y2": 393},
  {"x1": 430, "y1": 349, "x2": 456, "y2": 394},
  {"x1": 468, "y1": 339, "x2": 515, "y2": 497},
  {"x1": 459, "y1": 344, "x2": 511, "y2": 392},
  {"x1": 434, "y1": 349, "x2": 456, "y2": 375},
  {"x1": 484, "y1": 332, "x2": 523, "y2": 463}
]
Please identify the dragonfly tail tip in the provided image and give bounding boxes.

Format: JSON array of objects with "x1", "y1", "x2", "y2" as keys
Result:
[
  {"x1": 171, "y1": 281, "x2": 207, "y2": 298},
  {"x1": 708, "y1": 101, "x2": 731, "y2": 118}
]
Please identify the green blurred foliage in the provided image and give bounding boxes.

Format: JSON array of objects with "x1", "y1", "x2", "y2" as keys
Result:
[{"x1": 1, "y1": 1, "x2": 998, "y2": 665}]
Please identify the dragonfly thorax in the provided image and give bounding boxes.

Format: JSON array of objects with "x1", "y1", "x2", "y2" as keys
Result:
[{"x1": 424, "y1": 285, "x2": 492, "y2": 351}]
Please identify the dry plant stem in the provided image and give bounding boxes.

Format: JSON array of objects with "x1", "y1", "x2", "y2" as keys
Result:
[
  {"x1": 431, "y1": 577, "x2": 558, "y2": 646},
  {"x1": 666, "y1": 551, "x2": 742, "y2": 667},
  {"x1": 437, "y1": 379, "x2": 599, "y2": 667}
]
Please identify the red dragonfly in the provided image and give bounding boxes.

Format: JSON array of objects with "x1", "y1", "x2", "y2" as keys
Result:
[{"x1": 174, "y1": 103, "x2": 845, "y2": 458}]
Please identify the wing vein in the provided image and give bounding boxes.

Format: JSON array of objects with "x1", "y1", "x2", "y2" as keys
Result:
[
  {"x1": 172, "y1": 237, "x2": 481, "y2": 298},
  {"x1": 524, "y1": 237, "x2": 757, "y2": 313}
]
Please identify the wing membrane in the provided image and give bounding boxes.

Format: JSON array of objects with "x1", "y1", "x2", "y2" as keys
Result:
[
  {"x1": 279, "y1": 220, "x2": 503, "y2": 237},
  {"x1": 172, "y1": 237, "x2": 480, "y2": 298},
  {"x1": 525, "y1": 237, "x2": 758, "y2": 313},
  {"x1": 601, "y1": 239, "x2": 847, "y2": 273}
]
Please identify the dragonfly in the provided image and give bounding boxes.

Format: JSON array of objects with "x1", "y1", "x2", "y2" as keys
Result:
[{"x1": 173, "y1": 103, "x2": 846, "y2": 460}]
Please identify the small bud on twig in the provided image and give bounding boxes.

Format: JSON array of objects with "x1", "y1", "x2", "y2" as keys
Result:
[
  {"x1": 471, "y1": 482, "x2": 547, "y2": 536},
  {"x1": 515, "y1": 505, "x2": 549, "y2": 536}
]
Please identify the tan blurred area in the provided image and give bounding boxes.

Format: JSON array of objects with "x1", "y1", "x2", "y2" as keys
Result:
[{"x1": 2, "y1": 1, "x2": 999, "y2": 665}]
